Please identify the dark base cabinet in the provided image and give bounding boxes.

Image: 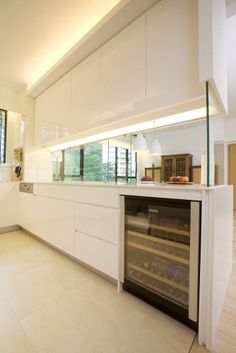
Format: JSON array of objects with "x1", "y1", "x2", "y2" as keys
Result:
[{"x1": 124, "y1": 196, "x2": 200, "y2": 331}]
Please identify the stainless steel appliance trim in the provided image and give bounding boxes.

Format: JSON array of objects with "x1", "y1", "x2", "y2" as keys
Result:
[
  {"x1": 119, "y1": 195, "x2": 125, "y2": 285},
  {"x1": 189, "y1": 201, "x2": 200, "y2": 322}
]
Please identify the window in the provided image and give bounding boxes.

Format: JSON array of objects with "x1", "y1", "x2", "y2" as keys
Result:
[
  {"x1": 0, "y1": 109, "x2": 7, "y2": 164},
  {"x1": 52, "y1": 138, "x2": 137, "y2": 183},
  {"x1": 64, "y1": 146, "x2": 83, "y2": 181}
]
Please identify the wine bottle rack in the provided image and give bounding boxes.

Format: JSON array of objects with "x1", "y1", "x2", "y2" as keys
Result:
[{"x1": 125, "y1": 197, "x2": 192, "y2": 310}]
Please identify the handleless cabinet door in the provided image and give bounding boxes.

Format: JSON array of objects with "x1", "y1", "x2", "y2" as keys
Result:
[
  {"x1": 34, "y1": 89, "x2": 54, "y2": 145},
  {"x1": 146, "y1": 0, "x2": 202, "y2": 111},
  {"x1": 50, "y1": 72, "x2": 71, "y2": 139},
  {"x1": 19, "y1": 193, "x2": 34, "y2": 232},
  {"x1": 101, "y1": 15, "x2": 145, "y2": 122},
  {"x1": 51, "y1": 199, "x2": 75, "y2": 256},
  {"x1": 76, "y1": 231, "x2": 118, "y2": 280},
  {"x1": 75, "y1": 203, "x2": 119, "y2": 244},
  {"x1": 34, "y1": 73, "x2": 71, "y2": 146},
  {"x1": 70, "y1": 50, "x2": 100, "y2": 133},
  {"x1": 32, "y1": 195, "x2": 51, "y2": 242}
]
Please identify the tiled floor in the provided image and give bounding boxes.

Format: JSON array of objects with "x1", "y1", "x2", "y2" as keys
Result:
[
  {"x1": 0, "y1": 230, "x2": 196, "y2": 353},
  {"x1": 0, "y1": 218, "x2": 235, "y2": 353}
]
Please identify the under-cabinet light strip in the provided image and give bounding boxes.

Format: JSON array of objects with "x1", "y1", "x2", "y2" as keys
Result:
[{"x1": 48, "y1": 107, "x2": 208, "y2": 152}]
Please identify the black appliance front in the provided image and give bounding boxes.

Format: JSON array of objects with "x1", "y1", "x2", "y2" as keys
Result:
[{"x1": 123, "y1": 196, "x2": 200, "y2": 331}]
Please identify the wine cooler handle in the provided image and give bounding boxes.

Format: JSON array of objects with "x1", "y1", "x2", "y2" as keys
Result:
[{"x1": 189, "y1": 201, "x2": 200, "y2": 322}]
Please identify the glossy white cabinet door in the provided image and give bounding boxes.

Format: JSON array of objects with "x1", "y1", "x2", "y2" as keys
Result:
[
  {"x1": 70, "y1": 50, "x2": 100, "y2": 133},
  {"x1": 32, "y1": 195, "x2": 51, "y2": 242},
  {"x1": 146, "y1": 0, "x2": 202, "y2": 111},
  {"x1": 75, "y1": 203, "x2": 119, "y2": 244},
  {"x1": 51, "y1": 199, "x2": 75, "y2": 256},
  {"x1": 34, "y1": 89, "x2": 54, "y2": 145},
  {"x1": 50, "y1": 72, "x2": 71, "y2": 138},
  {"x1": 101, "y1": 15, "x2": 145, "y2": 122},
  {"x1": 19, "y1": 193, "x2": 34, "y2": 232},
  {"x1": 76, "y1": 231, "x2": 118, "y2": 279}
]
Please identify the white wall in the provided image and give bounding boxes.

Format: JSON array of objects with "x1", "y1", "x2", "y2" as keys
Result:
[
  {"x1": 18, "y1": 87, "x2": 35, "y2": 152},
  {"x1": 6, "y1": 111, "x2": 22, "y2": 163},
  {"x1": 24, "y1": 149, "x2": 52, "y2": 182},
  {"x1": 224, "y1": 15, "x2": 236, "y2": 142},
  {"x1": 0, "y1": 182, "x2": 19, "y2": 227},
  {"x1": 199, "y1": 0, "x2": 227, "y2": 113},
  {"x1": 0, "y1": 85, "x2": 18, "y2": 112}
]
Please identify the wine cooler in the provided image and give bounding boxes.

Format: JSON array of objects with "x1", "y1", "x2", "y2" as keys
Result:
[{"x1": 123, "y1": 196, "x2": 200, "y2": 330}]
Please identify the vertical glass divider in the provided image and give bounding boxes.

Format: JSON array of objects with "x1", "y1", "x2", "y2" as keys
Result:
[{"x1": 206, "y1": 81, "x2": 210, "y2": 187}]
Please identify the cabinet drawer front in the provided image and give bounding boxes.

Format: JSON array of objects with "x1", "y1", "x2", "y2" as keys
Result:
[
  {"x1": 74, "y1": 187, "x2": 119, "y2": 208},
  {"x1": 75, "y1": 204, "x2": 119, "y2": 244},
  {"x1": 49, "y1": 185, "x2": 75, "y2": 201},
  {"x1": 34, "y1": 184, "x2": 50, "y2": 196},
  {"x1": 76, "y1": 232, "x2": 118, "y2": 280}
]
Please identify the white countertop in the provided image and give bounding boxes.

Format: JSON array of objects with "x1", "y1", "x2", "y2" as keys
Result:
[{"x1": 20, "y1": 180, "x2": 225, "y2": 191}]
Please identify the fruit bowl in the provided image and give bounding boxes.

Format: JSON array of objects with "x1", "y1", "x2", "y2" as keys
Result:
[
  {"x1": 140, "y1": 176, "x2": 155, "y2": 184},
  {"x1": 166, "y1": 176, "x2": 194, "y2": 185}
]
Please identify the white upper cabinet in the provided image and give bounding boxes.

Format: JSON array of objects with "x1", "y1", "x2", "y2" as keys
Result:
[
  {"x1": 100, "y1": 15, "x2": 146, "y2": 122},
  {"x1": 50, "y1": 72, "x2": 71, "y2": 138},
  {"x1": 34, "y1": 1, "x2": 204, "y2": 145},
  {"x1": 146, "y1": 0, "x2": 203, "y2": 111},
  {"x1": 34, "y1": 73, "x2": 71, "y2": 145},
  {"x1": 34, "y1": 89, "x2": 54, "y2": 145},
  {"x1": 70, "y1": 50, "x2": 100, "y2": 133}
]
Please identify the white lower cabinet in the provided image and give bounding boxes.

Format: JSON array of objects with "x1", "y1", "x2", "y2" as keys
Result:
[
  {"x1": 50, "y1": 199, "x2": 75, "y2": 256},
  {"x1": 74, "y1": 203, "x2": 119, "y2": 244},
  {"x1": 19, "y1": 193, "x2": 34, "y2": 232},
  {"x1": 75, "y1": 231, "x2": 118, "y2": 280},
  {"x1": 19, "y1": 186, "x2": 120, "y2": 281},
  {"x1": 32, "y1": 195, "x2": 51, "y2": 242}
]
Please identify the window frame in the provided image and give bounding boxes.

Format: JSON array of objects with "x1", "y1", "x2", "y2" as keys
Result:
[
  {"x1": 0, "y1": 109, "x2": 7, "y2": 164},
  {"x1": 53, "y1": 143, "x2": 137, "y2": 183}
]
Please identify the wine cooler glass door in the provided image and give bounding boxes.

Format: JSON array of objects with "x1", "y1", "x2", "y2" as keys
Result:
[{"x1": 124, "y1": 196, "x2": 200, "y2": 327}]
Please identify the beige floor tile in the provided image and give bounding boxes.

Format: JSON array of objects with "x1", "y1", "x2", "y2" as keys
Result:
[
  {"x1": 0, "y1": 241, "x2": 61, "y2": 281},
  {"x1": 1, "y1": 222, "x2": 236, "y2": 353},
  {"x1": 1, "y1": 256, "x2": 92, "y2": 320},
  {"x1": 0, "y1": 293, "x2": 36, "y2": 353},
  {"x1": 21, "y1": 283, "x2": 195, "y2": 353},
  {"x1": 119, "y1": 311, "x2": 195, "y2": 353},
  {"x1": 21, "y1": 286, "x2": 126, "y2": 353},
  {"x1": 0, "y1": 231, "x2": 37, "y2": 255}
]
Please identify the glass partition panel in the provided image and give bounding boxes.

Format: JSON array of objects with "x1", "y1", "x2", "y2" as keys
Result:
[
  {"x1": 83, "y1": 140, "x2": 108, "y2": 182},
  {"x1": 64, "y1": 146, "x2": 83, "y2": 181},
  {"x1": 108, "y1": 135, "x2": 136, "y2": 184}
]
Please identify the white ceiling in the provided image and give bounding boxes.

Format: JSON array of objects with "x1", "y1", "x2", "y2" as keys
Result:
[
  {"x1": 0, "y1": 0, "x2": 235, "y2": 94},
  {"x1": 0, "y1": 0, "x2": 121, "y2": 92}
]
